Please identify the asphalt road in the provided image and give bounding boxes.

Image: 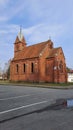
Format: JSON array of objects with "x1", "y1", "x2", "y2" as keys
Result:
[{"x1": 0, "y1": 85, "x2": 73, "y2": 130}]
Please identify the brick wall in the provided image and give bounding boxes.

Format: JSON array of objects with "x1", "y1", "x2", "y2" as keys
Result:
[{"x1": 10, "y1": 39, "x2": 67, "y2": 83}]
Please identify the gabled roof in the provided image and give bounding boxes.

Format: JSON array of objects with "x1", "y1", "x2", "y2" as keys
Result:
[
  {"x1": 47, "y1": 47, "x2": 61, "y2": 58},
  {"x1": 14, "y1": 40, "x2": 52, "y2": 60},
  {"x1": 13, "y1": 39, "x2": 63, "y2": 61}
]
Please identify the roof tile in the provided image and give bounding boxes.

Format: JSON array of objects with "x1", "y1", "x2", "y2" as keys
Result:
[{"x1": 14, "y1": 40, "x2": 51, "y2": 60}]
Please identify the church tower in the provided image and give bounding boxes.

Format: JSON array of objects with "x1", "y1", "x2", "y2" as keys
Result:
[{"x1": 14, "y1": 28, "x2": 26, "y2": 56}]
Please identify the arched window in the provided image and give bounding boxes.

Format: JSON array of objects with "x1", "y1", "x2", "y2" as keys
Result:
[
  {"x1": 31, "y1": 63, "x2": 34, "y2": 73},
  {"x1": 16, "y1": 64, "x2": 19, "y2": 73},
  {"x1": 23, "y1": 63, "x2": 26, "y2": 73}
]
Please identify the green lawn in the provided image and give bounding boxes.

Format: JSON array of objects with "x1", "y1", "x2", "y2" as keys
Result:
[{"x1": 0, "y1": 80, "x2": 73, "y2": 89}]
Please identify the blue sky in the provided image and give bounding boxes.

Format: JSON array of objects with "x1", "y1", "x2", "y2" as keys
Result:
[{"x1": 0, "y1": 0, "x2": 73, "y2": 69}]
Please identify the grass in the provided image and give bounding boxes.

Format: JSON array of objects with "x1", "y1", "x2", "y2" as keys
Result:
[{"x1": 0, "y1": 80, "x2": 73, "y2": 89}]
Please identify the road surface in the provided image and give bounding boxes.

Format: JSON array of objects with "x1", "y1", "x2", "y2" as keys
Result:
[{"x1": 0, "y1": 85, "x2": 73, "y2": 130}]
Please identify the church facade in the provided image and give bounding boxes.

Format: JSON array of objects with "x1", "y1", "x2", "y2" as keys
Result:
[{"x1": 10, "y1": 31, "x2": 67, "y2": 83}]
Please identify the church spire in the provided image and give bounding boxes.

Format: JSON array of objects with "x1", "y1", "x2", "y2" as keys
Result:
[
  {"x1": 18, "y1": 25, "x2": 23, "y2": 41},
  {"x1": 15, "y1": 26, "x2": 26, "y2": 44},
  {"x1": 20, "y1": 25, "x2": 22, "y2": 40}
]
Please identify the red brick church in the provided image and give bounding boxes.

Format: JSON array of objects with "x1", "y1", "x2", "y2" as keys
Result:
[{"x1": 10, "y1": 30, "x2": 67, "y2": 83}]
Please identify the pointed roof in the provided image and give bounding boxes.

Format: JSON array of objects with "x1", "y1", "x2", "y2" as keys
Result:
[
  {"x1": 14, "y1": 28, "x2": 26, "y2": 43},
  {"x1": 15, "y1": 36, "x2": 20, "y2": 43},
  {"x1": 18, "y1": 30, "x2": 24, "y2": 41}
]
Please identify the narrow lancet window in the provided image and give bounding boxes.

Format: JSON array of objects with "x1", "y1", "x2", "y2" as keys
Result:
[
  {"x1": 31, "y1": 63, "x2": 34, "y2": 73},
  {"x1": 16, "y1": 64, "x2": 19, "y2": 73},
  {"x1": 23, "y1": 63, "x2": 26, "y2": 73}
]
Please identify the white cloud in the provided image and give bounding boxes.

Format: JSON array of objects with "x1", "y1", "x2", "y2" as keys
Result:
[
  {"x1": 0, "y1": 0, "x2": 73, "y2": 23},
  {"x1": 0, "y1": 22, "x2": 66, "y2": 69},
  {"x1": 0, "y1": 0, "x2": 26, "y2": 22},
  {"x1": 0, "y1": 0, "x2": 73, "y2": 69},
  {"x1": 0, "y1": 16, "x2": 8, "y2": 22},
  {"x1": 22, "y1": 23, "x2": 66, "y2": 45},
  {"x1": 0, "y1": 0, "x2": 9, "y2": 6},
  {"x1": 0, "y1": 22, "x2": 65, "y2": 46}
]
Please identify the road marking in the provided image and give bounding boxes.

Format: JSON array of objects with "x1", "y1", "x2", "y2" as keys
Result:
[
  {"x1": 0, "y1": 92, "x2": 49, "y2": 101},
  {"x1": 0, "y1": 94, "x2": 32, "y2": 101},
  {"x1": 0, "y1": 100, "x2": 48, "y2": 114}
]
